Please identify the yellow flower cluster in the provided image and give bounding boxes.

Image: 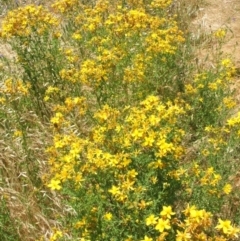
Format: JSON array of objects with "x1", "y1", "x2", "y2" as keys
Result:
[
  {"x1": 214, "y1": 29, "x2": 226, "y2": 39},
  {"x1": 151, "y1": 0, "x2": 172, "y2": 9},
  {"x1": 0, "y1": 5, "x2": 59, "y2": 38},
  {"x1": 47, "y1": 95, "x2": 185, "y2": 183},
  {"x1": 54, "y1": 0, "x2": 184, "y2": 97},
  {"x1": 227, "y1": 112, "x2": 240, "y2": 127},
  {"x1": 51, "y1": 0, "x2": 78, "y2": 13},
  {"x1": 1, "y1": 78, "x2": 31, "y2": 96},
  {"x1": 226, "y1": 111, "x2": 240, "y2": 139},
  {"x1": 49, "y1": 229, "x2": 63, "y2": 241},
  {"x1": 145, "y1": 205, "x2": 239, "y2": 241},
  {"x1": 45, "y1": 94, "x2": 187, "y2": 239},
  {"x1": 216, "y1": 218, "x2": 239, "y2": 237},
  {"x1": 180, "y1": 161, "x2": 233, "y2": 202}
]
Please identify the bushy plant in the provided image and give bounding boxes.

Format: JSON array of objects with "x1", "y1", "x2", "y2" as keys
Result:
[{"x1": 0, "y1": 0, "x2": 240, "y2": 240}]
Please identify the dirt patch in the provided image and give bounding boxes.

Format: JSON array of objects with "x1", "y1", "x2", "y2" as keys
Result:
[
  {"x1": 193, "y1": 0, "x2": 240, "y2": 63},
  {"x1": 191, "y1": 0, "x2": 240, "y2": 103}
]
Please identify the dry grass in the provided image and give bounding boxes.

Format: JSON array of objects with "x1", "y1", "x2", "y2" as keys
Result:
[{"x1": 0, "y1": 108, "x2": 69, "y2": 240}]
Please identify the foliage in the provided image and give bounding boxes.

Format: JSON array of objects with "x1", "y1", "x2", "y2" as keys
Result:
[{"x1": 0, "y1": 0, "x2": 240, "y2": 240}]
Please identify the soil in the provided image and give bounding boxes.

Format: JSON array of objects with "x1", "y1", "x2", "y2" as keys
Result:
[
  {"x1": 192, "y1": 0, "x2": 240, "y2": 101},
  {"x1": 193, "y1": 0, "x2": 240, "y2": 59}
]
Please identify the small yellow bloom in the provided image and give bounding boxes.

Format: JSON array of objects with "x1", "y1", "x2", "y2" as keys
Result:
[
  {"x1": 155, "y1": 218, "x2": 171, "y2": 232},
  {"x1": 104, "y1": 212, "x2": 113, "y2": 221},
  {"x1": 108, "y1": 185, "x2": 120, "y2": 196},
  {"x1": 160, "y1": 206, "x2": 175, "y2": 219},
  {"x1": 214, "y1": 29, "x2": 226, "y2": 38},
  {"x1": 50, "y1": 230, "x2": 63, "y2": 241},
  {"x1": 47, "y1": 179, "x2": 62, "y2": 190},
  {"x1": 150, "y1": 176, "x2": 158, "y2": 184},
  {"x1": 141, "y1": 235, "x2": 153, "y2": 241},
  {"x1": 223, "y1": 184, "x2": 232, "y2": 195},
  {"x1": 50, "y1": 112, "x2": 64, "y2": 125},
  {"x1": 0, "y1": 97, "x2": 6, "y2": 104},
  {"x1": 13, "y1": 130, "x2": 23, "y2": 137},
  {"x1": 72, "y1": 32, "x2": 82, "y2": 40},
  {"x1": 145, "y1": 214, "x2": 158, "y2": 226},
  {"x1": 216, "y1": 218, "x2": 233, "y2": 234},
  {"x1": 221, "y1": 58, "x2": 232, "y2": 68},
  {"x1": 138, "y1": 200, "x2": 147, "y2": 210},
  {"x1": 44, "y1": 96, "x2": 50, "y2": 102},
  {"x1": 176, "y1": 230, "x2": 191, "y2": 241}
]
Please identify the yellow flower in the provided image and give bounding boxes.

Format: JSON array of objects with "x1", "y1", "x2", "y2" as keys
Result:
[
  {"x1": 214, "y1": 29, "x2": 226, "y2": 38},
  {"x1": 47, "y1": 179, "x2": 62, "y2": 190},
  {"x1": 155, "y1": 218, "x2": 171, "y2": 232},
  {"x1": 13, "y1": 130, "x2": 23, "y2": 137},
  {"x1": 75, "y1": 218, "x2": 87, "y2": 229},
  {"x1": 50, "y1": 230, "x2": 63, "y2": 241},
  {"x1": 141, "y1": 235, "x2": 153, "y2": 241},
  {"x1": 223, "y1": 184, "x2": 232, "y2": 195},
  {"x1": 51, "y1": 0, "x2": 77, "y2": 13},
  {"x1": 127, "y1": 169, "x2": 138, "y2": 179},
  {"x1": 104, "y1": 212, "x2": 113, "y2": 221},
  {"x1": 221, "y1": 58, "x2": 232, "y2": 68},
  {"x1": 157, "y1": 232, "x2": 169, "y2": 241},
  {"x1": 72, "y1": 32, "x2": 82, "y2": 40},
  {"x1": 1, "y1": 5, "x2": 58, "y2": 38},
  {"x1": 182, "y1": 205, "x2": 196, "y2": 216},
  {"x1": 151, "y1": 0, "x2": 172, "y2": 9},
  {"x1": 228, "y1": 226, "x2": 240, "y2": 238},
  {"x1": 138, "y1": 200, "x2": 148, "y2": 210},
  {"x1": 216, "y1": 219, "x2": 240, "y2": 237},
  {"x1": 160, "y1": 206, "x2": 175, "y2": 219},
  {"x1": 176, "y1": 230, "x2": 191, "y2": 241},
  {"x1": 108, "y1": 185, "x2": 120, "y2": 196},
  {"x1": 148, "y1": 160, "x2": 164, "y2": 169},
  {"x1": 150, "y1": 176, "x2": 158, "y2": 184},
  {"x1": 0, "y1": 97, "x2": 6, "y2": 104},
  {"x1": 50, "y1": 112, "x2": 64, "y2": 125},
  {"x1": 143, "y1": 133, "x2": 155, "y2": 147},
  {"x1": 145, "y1": 214, "x2": 158, "y2": 226},
  {"x1": 223, "y1": 97, "x2": 236, "y2": 109},
  {"x1": 208, "y1": 82, "x2": 218, "y2": 90},
  {"x1": 216, "y1": 219, "x2": 233, "y2": 234}
]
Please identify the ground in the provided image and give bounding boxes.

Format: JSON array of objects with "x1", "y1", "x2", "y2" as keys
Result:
[
  {"x1": 192, "y1": 0, "x2": 240, "y2": 102},
  {"x1": 193, "y1": 0, "x2": 240, "y2": 61}
]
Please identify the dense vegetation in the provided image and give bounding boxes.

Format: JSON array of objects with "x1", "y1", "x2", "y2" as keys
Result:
[{"x1": 0, "y1": 0, "x2": 240, "y2": 240}]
